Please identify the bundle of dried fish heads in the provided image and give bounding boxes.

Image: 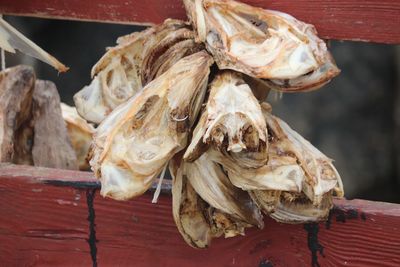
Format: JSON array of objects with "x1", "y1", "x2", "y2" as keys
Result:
[{"x1": 76, "y1": 0, "x2": 345, "y2": 248}]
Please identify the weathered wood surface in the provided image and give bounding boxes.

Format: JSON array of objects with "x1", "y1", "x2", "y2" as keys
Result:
[
  {"x1": 0, "y1": 0, "x2": 399, "y2": 44},
  {"x1": 0, "y1": 164, "x2": 93, "y2": 266},
  {"x1": 32, "y1": 80, "x2": 78, "y2": 170},
  {"x1": 0, "y1": 163, "x2": 399, "y2": 266},
  {"x1": 0, "y1": 65, "x2": 35, "y2": 164}
]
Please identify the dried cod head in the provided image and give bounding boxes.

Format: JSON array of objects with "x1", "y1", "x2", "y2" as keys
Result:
[
  {"x1": 184, "y1": 71, "x2": 267, "y2": 164},
  {"x1": 264, "y1": 110, "x2": 344, "y2": 204},
  {"x1": 74, "y1": 19, "x2": 203, "y2": 124},
  {"x1": 206, "y1": 103, "x2": 343, "y2": 206},
  {"x1": 183, "y1": 0, "x2": 339, "y2": 92},
  {"x1": 184, "y1": 152, "x2": 263, "y2": 228},
  {"x1": 90, "y1": 51, "x2": 213, "y2": 200},
  {"x1": 61, "y1": 103, "x2": 95, "y2": 170},
  {"x1": 170, "y1": 155, "x2": 253, "y2": 248}
]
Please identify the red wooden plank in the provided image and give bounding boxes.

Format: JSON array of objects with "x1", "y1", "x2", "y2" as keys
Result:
[
  {"x1": 0, "y1": 0, "x2": 399, "y2": 44},
  {"x1": 94, "y1": 193, "x2": 400, "y2": 267},
  {"x1": 0, "y1": 164, "x2": 93, "y2": 266},
  {"x1": 94, "y1": 193, "x2": 311, "y2": 266},
  {"x1": 0, "y1": 164, "x2": 400, "y2": 266}
]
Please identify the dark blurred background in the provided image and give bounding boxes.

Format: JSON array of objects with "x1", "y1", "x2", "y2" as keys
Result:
[{"x1": 4, "y1": 16, "x2": 400, "y2": 203}]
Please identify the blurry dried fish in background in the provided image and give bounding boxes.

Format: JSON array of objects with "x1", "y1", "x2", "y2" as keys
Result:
[
  {"x1": 74, "y1": 19, "x2": 203, "y2": 124},
  {"x1": 90, "y1": 51, "x2": 213, "y2": 200},
  {"x1": 184, "y1": 0, "x2": 340, "y2": 92},
  {"x1": 61, "y1": 103, "x2": 95, "y2": 170}
]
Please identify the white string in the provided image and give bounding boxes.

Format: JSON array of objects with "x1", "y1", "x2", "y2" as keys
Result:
[{"x1": 151, "y1": 163, "x2": 168, "y2": 204}]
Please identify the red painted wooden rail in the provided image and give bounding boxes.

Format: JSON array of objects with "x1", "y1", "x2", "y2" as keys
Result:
[
  {"x1": 1, "y1": 164, "x2": 400, "y2": 267},
  {"x1": 1, "y1": 1, "x2": 400, "y2": 266},
  {"x1": 0, "y1": 0, "x2": 400, "y2": 44}
]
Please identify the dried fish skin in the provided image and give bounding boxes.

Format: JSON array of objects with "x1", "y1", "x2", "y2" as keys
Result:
[
  {"x1": 184, "y1": 71, "x2": 267, "y2": 162},
  {"x1": 171, "y1": 155, "x2": 253, "y2": 248},
  {"x1": 61, "y1": 103, "x2": 95, "y2": 170},
  {"x1": 251, "y1": 190, "x2": 333, "y2": 223},
  {"x1": 249, "y1": 190, "x2": 281, "y2": 214},
  {"x1": 90, "y1": 51, "x2": 213, "y2": 200},
  {"x1": 206, "y1": 208, "x2": 248, "y2": 239},
  {"x1": 74, "y1": 19, "x2": 201, "y2": 124},
  {"x1": 208, "y1": 148, "x2": 305, "y2": 192},
  {"x1": 265, "y1": 112, "x2": 344, "y2": 204},
  {"x1": 171, "y1": 156, "x2": 213, "y2": 248},
  {"x1": 184, "y1": 0, "x2": 339, "y2": 91},
  {"x1": 184, "y1": 152, "x2": 264, "y2": 228},
  {"x1": 271, "y1": 192, "x2": 333, "y2": 223},
  {"x1": 146, "y1": 39, "x2": 204, "y2": 84},
  {"x1": 257, "y1": 53, "x2": 340, "y2": 92}
]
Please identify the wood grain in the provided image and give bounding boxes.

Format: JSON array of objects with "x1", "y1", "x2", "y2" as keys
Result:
[
  {"x1": 0, "y1": 65, "x2": 35, "y2": 164},
  {"x1": 0, "y1": 164, "x2": 93, "y2": 266},
  {"x1": 31, "y1": 80, "x2": 78, "y2": 170},
  {"x1": 0, "y1": 0, "x2": 399, "y2": 44},
  {"x1": 0, "y1": 164, "x2": 399, "y2": 266}
]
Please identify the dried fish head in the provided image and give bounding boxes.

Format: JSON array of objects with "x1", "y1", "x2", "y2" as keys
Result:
[
  {"x1": 265, "y1": 112, "x2": 344, "y2": 204},
  {"x1": 171, "y1": 155, "x2": 254, "y2": 248},
  {"x1": 206, "y1": 103, "x2": 343, "y2": 204},
  {"x1": 184, "y1": 71, "x2": 267, "y2": 163},
  {"x1": 184, "y1": 0, "x2": 339, "y2": 91},
  {"x1": 61, "y1": 103, "x2": 95, "y2": 170},
  {"x1": 90, "y1": 51, "x2": 213, "y2": 200},
  {"x1": 171, "y1": 156, "x2": 213, "y2": 248},
  {"x1": 74, "y1": 19, "x2": 202, "y2": 123},
  {"x1": 184, "y1": 152, "x2": 264, "y2": 228}
]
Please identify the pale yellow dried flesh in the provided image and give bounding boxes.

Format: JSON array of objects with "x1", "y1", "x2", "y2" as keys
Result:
[
  {"x1": 184, "y1": 0, "x2": 340, "y2": 92},
  {"x1": 74, "y1": 20, "x2": 199, "y2": 123},
  {"x1": 90, "y1": 52, "x2": 213, "y2": 200}
]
